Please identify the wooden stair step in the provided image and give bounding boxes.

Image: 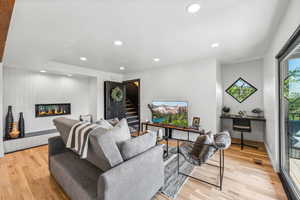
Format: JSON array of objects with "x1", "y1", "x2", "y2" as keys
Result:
[
  {"x1": 128, "y1": 120, "x2": 140, "y2": 125},
  {"x1": 126, "y1": 111, "x2": 137, "y2": 115},
  {"x1": 126, "y1": 115, "x2": 138, "y2": 119}
]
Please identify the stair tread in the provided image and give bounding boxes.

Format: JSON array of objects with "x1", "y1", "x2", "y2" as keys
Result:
[
  {"x1": 127, "y1": 118, "x2": 139, "y2": 122},
  {"x1": 128, "y1": 120, "x2": 140, "y2": 124},
  {"x1": 126, "y1": 115, "x2": 138, "y2": 118},
  {"x1": 126, "y1": 111, "x2": 137, "y2": 114}
]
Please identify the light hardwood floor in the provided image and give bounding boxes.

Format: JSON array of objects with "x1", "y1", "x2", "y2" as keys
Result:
[{"x1": 0, "y1": 139, "x2": 287, "y2": 200}]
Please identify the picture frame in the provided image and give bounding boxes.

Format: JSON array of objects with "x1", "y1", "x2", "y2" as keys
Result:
[{"x1": 192, "y1": 117, "x2": 200, "y2": 128}]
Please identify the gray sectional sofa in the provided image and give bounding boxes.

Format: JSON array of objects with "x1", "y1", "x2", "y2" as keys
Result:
[{"x1": 49, "y1": 117, "x2": 164, "y2": 200}]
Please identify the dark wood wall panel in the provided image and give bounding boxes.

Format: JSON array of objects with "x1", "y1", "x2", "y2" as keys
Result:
[
  {"x1": 0, "y1": 0, "x2": 15, "y2": 62},
  {"x1": 104, "y1": 81, "x2": 126, "y2": 120}
]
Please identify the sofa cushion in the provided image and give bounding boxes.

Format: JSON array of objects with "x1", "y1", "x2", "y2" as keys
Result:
[
  {"x1": 214, "y1": 131, "x2": 231, "y2": 149},
  {"x1": 118, "y1": 132, "x2": 157, "y2": 160},
  {"x1": 95, "y1": 119, "x2": 113, "y2": 129},
  {"x1": 106, "y1": 118, "x2": 131, "y2": 145},
  {"x1": 88, "y1": 127, "x2": 124, "y2": 171},
  {"x1": 106, "y1": 118, "x2": 120, "y2": 126},
  {"x1": 190, "y1": 135, "x2": 207, "y2": 158},
  {"x1": 53, "y1": 117, "x2": 128, "y2": 171},
  {"x1": 53, "y1": 117, "x2": 79, "y2": 144},
  {"x1": 190, "y1": 133, "x2": 217, "y2": 163},
  {"x1": 49, "y1": 151, "x2": 103, "y2": 200}
]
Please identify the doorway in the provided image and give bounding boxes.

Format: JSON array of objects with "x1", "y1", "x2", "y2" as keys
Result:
[
  {"x1": 123, "y1": 79, "x2": 140, "y2": 132},
  {"x1": 278, "y1": 26, "x2": 300, "y2": 200}
]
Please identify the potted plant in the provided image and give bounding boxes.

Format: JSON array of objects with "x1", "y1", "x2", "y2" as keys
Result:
[
  {"x1": 252, "y1": 108, "x2": 263, "y2": 117},
  {"x1": 222, "y1": 106, "x2": 230, "y2": 116}
]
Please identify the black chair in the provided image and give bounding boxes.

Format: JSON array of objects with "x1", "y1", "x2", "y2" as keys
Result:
[
  {"x1": 176, "y1": 131, "x2": 231, "y2": 190},
  {"x1": 177, "y1": 140, "x2": 225, "y2": 190},
  {"x1": 232, "y1": 118, "x2": 257, "y2": 150}
]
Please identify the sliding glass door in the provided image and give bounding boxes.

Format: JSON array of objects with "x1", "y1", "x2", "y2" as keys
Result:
[{"x1": 279, "y1": 26, "x2": 300, "y2": 200}]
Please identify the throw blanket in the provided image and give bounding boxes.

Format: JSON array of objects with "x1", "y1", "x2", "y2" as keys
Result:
[{"x1": 66, "y1": 122, "x2": 99, "y2": 158}]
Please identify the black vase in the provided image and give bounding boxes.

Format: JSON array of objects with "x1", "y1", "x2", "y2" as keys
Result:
[
  {"x1": 18, "y1": 112, "x2": 25, "y2": 138},
  {"x1": 5, "y1": 106, "x2": 14, "y2": 139}
]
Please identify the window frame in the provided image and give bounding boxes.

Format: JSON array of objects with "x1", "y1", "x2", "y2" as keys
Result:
[{"x1": 225, "y1": 77, "x2": 258, "y2": 103}]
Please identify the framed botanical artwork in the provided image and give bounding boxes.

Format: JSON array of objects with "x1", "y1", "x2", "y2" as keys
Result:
[{"x1": 192, "y1": 117, "x2": 200, "y2": 128}]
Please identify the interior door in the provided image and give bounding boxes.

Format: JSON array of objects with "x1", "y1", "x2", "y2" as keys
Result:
[
  {"x1": 104, "y1": 81, "x2": 126, "y2": 120},
  {"x1": 278, "y1": 26, "x2": 300, "y2": 200}
]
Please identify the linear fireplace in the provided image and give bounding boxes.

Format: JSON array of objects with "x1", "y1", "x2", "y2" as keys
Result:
[{"x1": 35, "y1": 103, "x2": 71, "y2": 117}]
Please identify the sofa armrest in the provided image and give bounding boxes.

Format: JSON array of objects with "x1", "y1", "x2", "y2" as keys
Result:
[
  {"x1": 48, "y1": 136, "x2": 66, "y2": 157},
  {"x1": 97, "y1": 145, "x2": 164, "y2": 200}
]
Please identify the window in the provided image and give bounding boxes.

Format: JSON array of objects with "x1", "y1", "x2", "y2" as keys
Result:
[{"x1": 225, "y1": 78, "x2": 257, "y2": 103}]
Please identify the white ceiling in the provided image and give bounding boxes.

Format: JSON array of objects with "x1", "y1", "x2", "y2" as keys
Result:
[{"x1": 3, "y1": 0, "x2": 289, "y2": 74}]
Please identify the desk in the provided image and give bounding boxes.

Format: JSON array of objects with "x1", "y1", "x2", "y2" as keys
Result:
[
  {"x1": 220, "y1": 114, "x2": 266, "y2": 122},
  {"x1": 141, "y1": 122, "x2": 205, "y2": 157},
  {"x1": 220, "y1": 114, "x2": 266, "y2": 140}
]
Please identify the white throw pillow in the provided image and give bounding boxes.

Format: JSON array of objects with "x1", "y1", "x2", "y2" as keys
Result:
[
  {"x1": 106, "y1": 118, "x2": 131, "y2": 144},
  {"x1": 205, "y1": 131, "x2": 215, "y2": 145},
  {"x1": 95, "y1": 119, "x2": 113, "y2": 129}
]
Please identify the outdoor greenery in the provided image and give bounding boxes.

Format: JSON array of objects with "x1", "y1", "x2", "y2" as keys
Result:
[
  {"x1": 284, "y1": 68, "x2": 300, "y2": 120},
  {"x1": 226, "y1": 78, "x2": 257, "y2": 103}
]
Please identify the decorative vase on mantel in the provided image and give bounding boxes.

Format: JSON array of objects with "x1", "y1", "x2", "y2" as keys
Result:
[
  {"x1": 9, "y1": 122, "x2": 20, "y2": 139},
  {"x1": 5, "y1": 106, "x2": 14, "y2": 140},
  {"x1": 19, "y1": 112, "x2": 25, "y2": 138}
]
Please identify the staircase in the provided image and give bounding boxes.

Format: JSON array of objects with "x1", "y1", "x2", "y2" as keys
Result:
[{"x1": 125, "y1": 98, "x2": 139, "y2": 132}]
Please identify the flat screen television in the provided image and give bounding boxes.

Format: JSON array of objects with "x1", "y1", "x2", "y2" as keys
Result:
[{"x1": 150, "y1": 101, "x2": 188, "y2": 127}]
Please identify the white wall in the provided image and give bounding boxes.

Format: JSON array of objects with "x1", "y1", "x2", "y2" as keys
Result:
[
  {"x1": 0, "y1": 63, "x2": 4, "y2": 157},
  {"x1": 263, "y1": 0, "x2": 300, "y2": 171},
  {"x1": 3, "y1": 67, "x2": 92, "y2": 133},
  {"x1": 125, "y1": 58, "x2": 221, "y2": 134},
  {"x1": 222, "y1": 59, "x2": 265, "y2": 142},
  {"x1": 88, "y1": 77, "x2": 98, "y2": 120},
  {"x1": 216, "y1": 61, "x2": 223, "y2": 132},
  {"x1": 0, "y1": 62, "x2": 123, "y2": 157},
  {"x1": 222, "y1": 59, "x2": 264, "y2": 114},
  {"x1": 4, "y1": 61, "x2": 123, "y2": 120}
]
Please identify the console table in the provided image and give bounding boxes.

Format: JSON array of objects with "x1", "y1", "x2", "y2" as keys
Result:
[{"x1": 141, "y1": 122, "x2": 205, "y2": 157}]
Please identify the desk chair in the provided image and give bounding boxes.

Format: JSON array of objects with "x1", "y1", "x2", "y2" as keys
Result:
[{"x1": 232, "y1": 118, "x2": 257, "y2": 150}]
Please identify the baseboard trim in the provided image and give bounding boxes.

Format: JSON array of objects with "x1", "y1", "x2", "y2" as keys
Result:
[{"x1": 264, "y1": 142, "x2": 278, "y2": 172}]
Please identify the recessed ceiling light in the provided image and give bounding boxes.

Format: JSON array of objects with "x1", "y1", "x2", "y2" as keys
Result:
[
  {"x1": 80, "y1": 57, "x2": 87, "y2": 61},
  {"x1": 187, "y1": 3, "x2": 201, "y2": 14},
  {"x1": 153, "y1": 58, "x2": 160, "y2": 62},
  {"x1": 120, "y1": 66, "x2": 125, "y2": 70},
  {"x1": 211, "y1": 43, "x2": 220, "y2": 48},
  {"x1": 67, "y1": 74, "x2": 72, "y2": 77},
  {"x1": 114, "y1": 40, "x2": 123, "y2": 46},
  {"x1": 40, "y1": 70, "x2": 47, "y2": 73}
]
